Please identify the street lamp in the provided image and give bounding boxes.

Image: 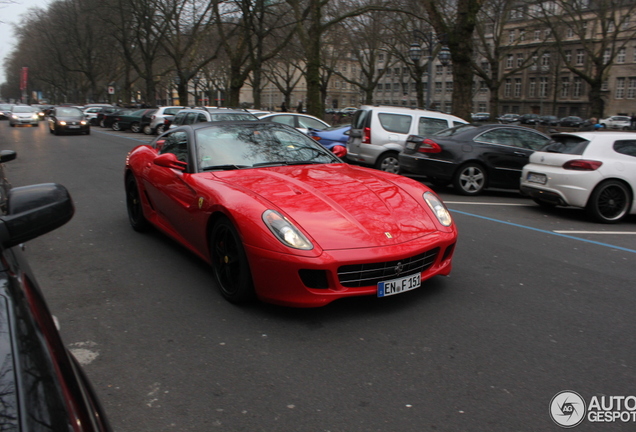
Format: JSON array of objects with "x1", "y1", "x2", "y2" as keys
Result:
[{"x1": 408, "y1": 32, "x2": 451, "y2": 110}]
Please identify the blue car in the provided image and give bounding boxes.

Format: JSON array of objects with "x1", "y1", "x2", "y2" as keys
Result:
[{"x1": 309, "y1": 125, "x2": 351, "y2": 158}]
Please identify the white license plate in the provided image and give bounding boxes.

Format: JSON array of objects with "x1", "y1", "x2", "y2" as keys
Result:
[
  {"x1": 377, "y1": 273, "x2": 421, "y2": 297},
  {"x1": 405, "y1": 141, "x2": 416, "y2": 150},
  {"x1": 527, "y1": 172, "x2": 547, "y2": 185},
  {"x1": 68, "y1": 125, "x2": 80, "y2": 129}
]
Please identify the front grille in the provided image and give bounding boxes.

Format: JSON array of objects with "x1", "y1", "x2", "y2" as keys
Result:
[{"x1": 338, "y1": 248, "x2": 439, "y2": 288}]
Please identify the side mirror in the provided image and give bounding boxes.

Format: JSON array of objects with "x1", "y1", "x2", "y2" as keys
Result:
[
  {"x1": 154, "y1": 153, "x2": 187, "y2": 171},
  {"x1": 0, "y1": 183, "x2": 74, "y2": 249},
  {"x1": 1, "y1": 150, "x2": 17, "y2": 163}
]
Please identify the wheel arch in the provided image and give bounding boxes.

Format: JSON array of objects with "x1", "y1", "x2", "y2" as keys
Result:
[{"x1": 585, "y1": 177, "x2": 634, "y2": 209}]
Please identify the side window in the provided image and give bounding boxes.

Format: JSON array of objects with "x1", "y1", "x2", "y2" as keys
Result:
[
  {"x1": 378, "y1": 113, "x2": 412, "y2": 134},
  {"x1": 515, "y1": 129, "x2": 552, "y2": 150},
  {"x1": 172, "y1": 112, "x2": 187, "y2": 126},
  {"x1": 196, "y1": 113, "x2": 207, "y2": 123},
  {"x1": 165, "y1": 108, "x2": 182, "y2": 115},
  {"x1": 614, "y1": 140, "x2": 636, "y2": 157},
  {"x1": 159, "y1": 131, "x2": 189, "y2": 163},
  {"x1": 418, "y1": 117, "x2": 450, "y2": 136},
  {"x1": 298, "y1": 117, "x2": 326, "y2": 129},
  {"x1": 184, "y1": 113, "x2": 198, "y2": 125},
  {"x1": 269, "y1": 115, "x2": 295, "y2": 127},
  {"x1": 453, "y1": 121, "x2": 466, "y2": 127},
  {"x1": 477, "y1": 129, "x2": 517, "y2": 146}
]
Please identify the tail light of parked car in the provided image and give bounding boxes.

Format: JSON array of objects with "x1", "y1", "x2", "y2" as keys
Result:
[
  {"x1": 362, "y1": 127, "x2": 371, "y2": 144},
  {"x1": 406, "y1": 135, "x2": 442, "y2": 153},
  {"x1": 563, "y1": 160, "x2": 603, "y2": 171}
]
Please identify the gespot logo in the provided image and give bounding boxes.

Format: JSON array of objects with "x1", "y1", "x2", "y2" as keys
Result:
[{"x1": 550, "y1": 391, "x2": 586, "y2": 428}]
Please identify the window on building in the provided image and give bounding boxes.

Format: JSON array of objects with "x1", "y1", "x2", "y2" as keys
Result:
[
  {"x1": 519, "y1": 29, "x2": 526, "y2": 41},
  {"x1": 544, "y1": 28, "x2": 551, "y2": 39},
  {"x1": 514, "y1": 79, "x2": 522, "y2": 97},
  {"x1": 603, "y1": 48, "x2": 611, "y2": 64},
  {"x1": 378, "y1": 54, "x2": 384, "y2": 62},
  {"x1": 615, "y1": 77, "x2": 626, "y2": 98},
  {"x1": 509, "y1": 30, "x2": 516, "y2": 43},
  {"x1": 539, "y1": 77, "x2": 548, "y2": 98},
  {"x1": 446, "y1": 81, "x2": 453, "y2": 94},
  {"x1": 541, "y1": 52, "x2": 551, "y2": 70},
  {"x1": 627, "y1": 78, "x2": 636, "y2": 99},
  {"x1": 506, "y1": 54, "x2": 514, "y2": 68},
  {"x1": 561, "y1": 77, "x2": 570, "y2": 97},
  {"x1": 534, "y1": 30, "x2": 541, "y2": 41},
  {"x1": 517, "y1": 53, "x2": 524, "y2": 67},
  {"x1": 565, "y1": 50, "x2": 572, "y2": 64},
  {"x1": 617, "y1": 48, "x2": 626, "y2": 63},
  {"x1": 573, "y1": 77, "x2": 583, "y2": 97},
  {"x1": 566, "y1": 28, "x2": 574, "y2": 38},
  {"x1": 504, "y1": 79, "x2": 512, "y2": 97},
  {"x1": 601, "y1": 80, "x2": 609, "y2": 91},
  {"x1": 576, "y1": 49, "x2": 585, "y2": 65},
  {"x1": 435, "y1": 82, "x2": 443, "y2": 94},
  {"x1": 529, "y1": 78, "x2": 536, "y2": 97},
  {"x1": 436, "y1": 65, "x2": 444, "y2": 75}
]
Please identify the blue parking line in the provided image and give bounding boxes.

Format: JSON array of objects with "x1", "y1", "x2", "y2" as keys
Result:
[{"x1": 449, "y1": 209, "x2": 636, "y2": 254}]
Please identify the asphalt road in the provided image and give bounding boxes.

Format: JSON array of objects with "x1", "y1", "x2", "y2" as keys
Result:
[{"x1": 2, "y1": 122, "x2": 635, "y2": 431}]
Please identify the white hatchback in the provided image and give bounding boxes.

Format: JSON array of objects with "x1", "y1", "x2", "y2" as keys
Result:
[
  {"x1": 599, "y1": 116, "x2": 632, "y2": 130},
  {"x1": 520, "y1": 132, "x2": 636, "y2": 223}
]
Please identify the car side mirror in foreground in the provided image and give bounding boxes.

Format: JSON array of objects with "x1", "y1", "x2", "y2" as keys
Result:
[
  {"x1": 154, "y1": 153, "x2": 187, "y2": 171},
  {"x1": 0, "y1": 183, "x2": 74, "y2": 249}
]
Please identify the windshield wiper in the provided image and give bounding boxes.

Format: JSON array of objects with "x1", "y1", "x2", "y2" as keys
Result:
[
  {"x1": 202, "y1": 164, "x2": 249, "y2": 171},
  {"x1": 253, "y1": 160, "x2": 324, "y2": 167}
]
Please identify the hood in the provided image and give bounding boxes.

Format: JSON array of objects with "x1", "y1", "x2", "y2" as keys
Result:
[{"x1": 213, "y1": 164, "x2": 439, "y2": 250}]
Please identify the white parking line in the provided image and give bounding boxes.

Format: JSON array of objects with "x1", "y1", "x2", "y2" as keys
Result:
[{"x1": 553, "y1": 231, "x2": 636, "y2": 235}]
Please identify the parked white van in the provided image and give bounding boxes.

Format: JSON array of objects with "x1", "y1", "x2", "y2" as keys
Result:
[{"x1": 347, "y1": 105, "x2": 468, "y2": 173}]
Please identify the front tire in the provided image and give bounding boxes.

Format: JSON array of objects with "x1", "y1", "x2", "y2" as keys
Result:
[
  {"x1": 586, "y1": 180, "x2": 631, "y2": 223},
  {"x1": 210, "y1": 218, "x2": 255, "y2": 303},
  {"x1": 375, "y1": 152, "x2": 400, "y2": 174},
  {"x1": 453, "y1": 163, "x2": 487, "y2": 195},
  {"x1": 125, "y1": 174, "x2": 150, "y2": 232},
  {"x1": 112, "y1": 121, "x2": 121, "y2": 131},
  {"x1": 143, "y1": 125, "x2": 153, "y2": 135},
  {"x1": 130, "y1": 122, "x2": 141, "y2": 133},
  {"x1": 155, "y1": 124, "x2": 166, "y2": 135}
]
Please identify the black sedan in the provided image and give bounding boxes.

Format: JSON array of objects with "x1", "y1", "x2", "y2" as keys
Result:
[
  {"x1": 48, "y1": 106, "x2": 90, "y2": 135},
  {"x1": 559, "y1": 116, "x2": 584, "y2": 127},
  {"x1": 0, "y1": 150, "x2": 112, "y2": 431},
  {"x1": 111, "y1": 108, "x2": 156, "y2": 132},
  {"x1": 398, "y1": 124, "x2": 553, "y2": 195}
]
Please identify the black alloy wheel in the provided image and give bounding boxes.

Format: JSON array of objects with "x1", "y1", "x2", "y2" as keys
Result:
[
  {"x1": 125, "y1": 174, "x2": 150, "y2": 232},
  {"x1": 453, "y1": 163, "x2": 487, "y2": 195},
  {"x1": 586, "y1": 180, "x2": 631, "y2": 223},
  {"x1": 210, "y1": 218, "x2": 255, "y2": 303}
]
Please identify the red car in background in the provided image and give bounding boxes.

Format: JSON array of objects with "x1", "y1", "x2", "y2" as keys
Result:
[{"x1": 124, "y1": 121, "x2": 457, "y2": 307}]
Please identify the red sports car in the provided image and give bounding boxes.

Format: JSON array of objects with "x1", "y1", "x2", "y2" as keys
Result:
[{"x1": 125, "y1": 121, "x2": 457, "y2": 307}]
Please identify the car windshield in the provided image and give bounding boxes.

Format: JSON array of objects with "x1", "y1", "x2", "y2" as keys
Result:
[
  {"x1": 56, "y1": 107, "x2": 83, "y2": 116},
  {"x1": 12, "y1": 106, "x2": 35, "y2": 113},
  {"x1": 195, "y1": 123, "x2": 340, "y2": 170}
]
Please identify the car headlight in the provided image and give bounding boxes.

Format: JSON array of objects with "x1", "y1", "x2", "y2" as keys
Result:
[
  {"x1": 80, "y1": 120, "x2": 87, "y2": 125},
  {"x1": 59, "y1": 121, "x2": 67, "y2": 125},
  {"x1": 11, "y1": 114, "x2": 18, "y2": 119},
  {"x1": 262, "y1": 209, "x2": 313, "y2": 250},
  {"x1": 32, "y1": 114, "x2": 39, "y2": 120},
  {"x1": 423, "y1": 191, "x2": 453, "y2": 227}
]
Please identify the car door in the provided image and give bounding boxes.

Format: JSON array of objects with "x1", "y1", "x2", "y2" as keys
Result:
[
  {"x1": 142, "y1": 131, "x2": 202, "y2": 247},
  {"x1": 474, "y1": 128, "x2": 543, "y2": 188}
]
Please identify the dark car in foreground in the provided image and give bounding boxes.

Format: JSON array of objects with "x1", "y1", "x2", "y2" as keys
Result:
[
  {"x1": 398, "y1": 124, "x2": 552, "y2": 195},
  {"x1": 0, "y1": 150, "x2": 112, "y2": 431},
  {"x1": 125, "y1": 121, "x2": 457, "y2": 307},
  {"x1": 48, "y1": 106, "x2": 90, "y2": 135}
]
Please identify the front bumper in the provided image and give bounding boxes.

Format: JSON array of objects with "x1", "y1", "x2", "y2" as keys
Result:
[{"x1": 245, "y1": 230, "x2": 457, "y2": 307}]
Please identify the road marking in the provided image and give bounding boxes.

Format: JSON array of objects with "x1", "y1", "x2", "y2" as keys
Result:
[
  {"x1": 444, "y1": 201, "x2": 528, "y2": 206},
  {"x1": 449, "y1": 209, "x2": 636, "y2": 254},
  {"x1": 554, "y1": 230, "x2": 636, "y2": 235}
]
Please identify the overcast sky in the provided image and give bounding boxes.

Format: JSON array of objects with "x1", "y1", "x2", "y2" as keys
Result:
[{"x1": 0, "y1": 0, "x2": 50, "y2": 83}]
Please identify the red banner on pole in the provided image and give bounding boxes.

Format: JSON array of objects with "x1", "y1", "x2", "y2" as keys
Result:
[{"x1": 20, "y1": 67, "x2": 28, "y2": 91}]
